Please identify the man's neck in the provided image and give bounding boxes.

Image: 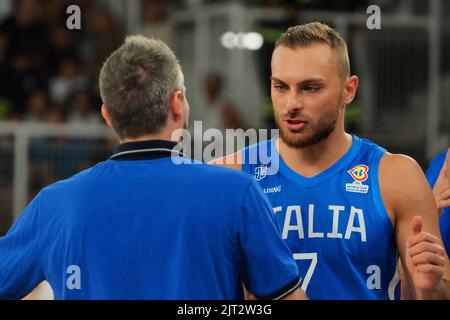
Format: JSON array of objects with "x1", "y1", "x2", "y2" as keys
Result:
[
  {"x1": 277, "y1": 128, "x2": 353, "y2": 178},
  {"x1": 121, "y1": 133, "x2": 174, "y2": 144}
]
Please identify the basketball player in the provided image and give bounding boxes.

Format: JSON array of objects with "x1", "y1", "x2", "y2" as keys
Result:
[
  {"x1": 426, "y1": 148, "x2": 450, "y2": 255},
  {"x1": 0, "y1": 36, "x2": 306, "y2": 300},
  {"x1": 212, "y1": 22, "x2": 450, "y2": 299}
]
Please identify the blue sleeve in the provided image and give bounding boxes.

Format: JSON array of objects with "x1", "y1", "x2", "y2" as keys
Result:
[
  {"x1": 0, "y1": 194, "x2": 44, "y2": 299},
  {"x1": 426, "y1": 151, "x2": 446, "y2": 187},
  {"x1": 238, "y1": 178, "x2": 300, "y2": 299}
]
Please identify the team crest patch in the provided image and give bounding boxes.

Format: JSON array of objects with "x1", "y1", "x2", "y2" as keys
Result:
[
  {"x1": 254, "y1": 165, "x2": 268, "y2": 181},
  {"x1": 346, "y1": 164, "x2": 370, "y2": 194}
]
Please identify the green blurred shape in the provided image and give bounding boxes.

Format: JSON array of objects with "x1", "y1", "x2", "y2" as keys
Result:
[{"x1": 0, "y1": 99, "x2": 11, "y2": 120}]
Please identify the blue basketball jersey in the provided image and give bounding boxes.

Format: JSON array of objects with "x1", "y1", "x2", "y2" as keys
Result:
[
  {"x1": 242, "y1": 135, "x2": 400, "y2": 300},
  {"x1": 425, "y1": 150, "x2": 450, "y2": 256}
]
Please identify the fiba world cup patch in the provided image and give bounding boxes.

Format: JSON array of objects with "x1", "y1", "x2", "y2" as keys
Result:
[{"x1": 346, "y1": 164, "x2": 370, "y2": 194}]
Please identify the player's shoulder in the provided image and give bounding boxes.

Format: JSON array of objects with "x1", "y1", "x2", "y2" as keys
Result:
[
  {"x1": 209, "y1": 139, "x2": 273, "y2": 170},
  {"x1": 357, "y1": 135, "x2": 422, "y2": 176},
  {"x1": 40, "y1": 161, "x2": 107, "y2": 196},
  {"x1": 379, "y1": 153, "x2": 429, "y2": 199},
  {"x1": 190, "y1": 160, "x2": 253, "y2": 185},
  {"x1": 379, "y1": 153, "x2": 423, "y2": 176},
  {"x1": 209, "y1": 151, "x2": 243, "y2": 170}
]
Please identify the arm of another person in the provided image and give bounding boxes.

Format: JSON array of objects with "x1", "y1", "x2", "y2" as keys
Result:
[
  {"x1": 380, "y1": 154, "x2": 450, "y2": 299},
  {"x1": 210, "y1": 153, "x2": 305, "y2": 300},
  {"x1": 238, "y1": 177, "x2": 307, "y2": 300},
  {"x1": 0, "y1": 194, "x2": 45, "y2": 299},
  {"x1": 211, "y1": 152, "x2": 253, "y2": 300}
]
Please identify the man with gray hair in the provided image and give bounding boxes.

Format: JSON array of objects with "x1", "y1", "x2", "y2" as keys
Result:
[{"x1": 0, "y1": 35, "x2": 306, "y2": 300}]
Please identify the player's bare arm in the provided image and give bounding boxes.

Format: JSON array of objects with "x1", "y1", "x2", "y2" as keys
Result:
[{"x1": 380, "y1": 153, "x2": 450, "y2": 299}]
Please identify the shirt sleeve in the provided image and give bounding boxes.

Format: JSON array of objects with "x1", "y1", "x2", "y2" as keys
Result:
[
  {"x1": 0, "y1": 193, "x2": 44, "y2": 299},
  {"x1": 238, "y1": 178, "x2": 300, "y2": 300}
]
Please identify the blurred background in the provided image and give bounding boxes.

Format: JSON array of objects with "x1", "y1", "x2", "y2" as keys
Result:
[{"x1": 0, "y1": 0, "x2": 449, "y2": 236}]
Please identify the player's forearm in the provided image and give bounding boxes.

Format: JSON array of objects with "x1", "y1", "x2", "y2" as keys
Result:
[{"x1": 416, "y1": 278, "x2": 450, "y2": 300}]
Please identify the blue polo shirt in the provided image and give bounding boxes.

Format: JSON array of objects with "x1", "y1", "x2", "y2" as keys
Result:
[{"x1": 0, "y1": 140, "x2": 300, "y2": 299}]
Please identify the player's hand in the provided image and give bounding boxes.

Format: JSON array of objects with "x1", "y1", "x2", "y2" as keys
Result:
[
  {"x1": 405, "y1": 216, "x2": 446, "y2": 291},
  {"x1": 432, "y1": 165, "x2": 450, "y2": 216}
]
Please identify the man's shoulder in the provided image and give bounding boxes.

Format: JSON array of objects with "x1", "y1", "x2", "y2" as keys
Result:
[
  {"x1": 209, "y1": 151, "x2": 243, "y2": 170},
  {"x1": 379, "y1": 153, "x2": 430, "y2": 209},
  {"x1": 40, "y1": 161, "x2": 107, "y2": 196},
  {"x1": 208, "y1": 139, "x2": 273, "y2": 170},
  {"x1": 379, "y1": 153, "x2": 424, "y2": 182},
  {"x1": 185, "y1": 160, "x2": 251, "y2": 185}
]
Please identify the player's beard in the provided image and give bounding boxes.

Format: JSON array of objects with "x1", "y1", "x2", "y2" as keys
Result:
[{"x1": 275, "y1": 95, "x2": 343, "y2": 149}]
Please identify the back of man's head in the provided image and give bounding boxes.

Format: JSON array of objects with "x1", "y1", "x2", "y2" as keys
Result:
[{"x1": 99, "y1": 35, "x2": 184, "y2": 139}]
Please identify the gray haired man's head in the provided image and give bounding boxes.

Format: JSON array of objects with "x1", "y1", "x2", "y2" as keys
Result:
[{"x1": 99, "y1": 35, "x2": 185, "y2": 139}]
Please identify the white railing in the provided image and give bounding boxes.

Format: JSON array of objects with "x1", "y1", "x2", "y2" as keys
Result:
[{"x1": 0, "y1": 122, "x2": 116, "y2": 220}]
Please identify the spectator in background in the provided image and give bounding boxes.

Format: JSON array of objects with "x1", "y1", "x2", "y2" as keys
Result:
[
  {"x1": 50, "y1": 56, "x2": 88, "y2": 105},
  {"x1": 67, "y1": 90, "x2": 100, "y2": 126},
  {"x1": 0, "y1": 0, "x2": 121, "y2": 121},
  {"x1": 0, "y1": 0, "x2": 47, "y2": 65},
  {"x1": 200, "y1": 71, "x2": 244, "y2": 131},
  {"x1": 0, "y1": 137, "x2": 14, "y2": 235},
  {"x1": 141, "y1": 0, "x2": 174, "y2": 48},
  {"x1": 0, "y1": 33, "x2": 6, "y2": 65},
  {"x1": 0, "y1": 34, "x2": 8, "y2": 120},
  {"x1": 45, "y1": 104, "x2": 66, "y2": 124},
  {"x1": 23, "y1": 90, "x2": 48, "y2": 123},
  {"x1": 83, "y1": 6, "x2": 122, "y2": 85},
  {"x1": 0, "y1": 0, "x2": 55, "y2": 119},
  {"x1": 194, "y1": 72, "x2": 245, "y2": 161},
  {"x1": 42, "y1": 0, "x2": 69, "y2": 26},
  {"x1": 0, "y1": 49, "x2": 44, "y2": 119},
  {"x1": 47, "y1": 25, "x2": 78, "y2": 76}
]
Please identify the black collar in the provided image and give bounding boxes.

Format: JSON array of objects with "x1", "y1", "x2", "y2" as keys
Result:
[{"x1": 110, "y1": 140, "x2": 184, "y2": 161}]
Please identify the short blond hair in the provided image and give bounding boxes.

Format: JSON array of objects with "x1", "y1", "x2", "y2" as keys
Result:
[{"x1": 275, "y1": 22, "x2": 350, "y2": 79}]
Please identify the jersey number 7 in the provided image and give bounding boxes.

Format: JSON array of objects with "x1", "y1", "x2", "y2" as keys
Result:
[{"x1": 293, "y1": 253, "x2": 318, "y2": 291}]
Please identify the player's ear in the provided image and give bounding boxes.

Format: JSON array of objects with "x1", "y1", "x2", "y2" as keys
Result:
[
  {"x1": 169, "y1": 89, "x2": 183, "y2": 122},
  {"x1": 343, "y1": 75, "x2": 359, "y2": 105},
  {"x1": 101, "y1": 104, "x2": 114, "y2": 129}
]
